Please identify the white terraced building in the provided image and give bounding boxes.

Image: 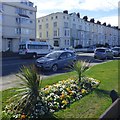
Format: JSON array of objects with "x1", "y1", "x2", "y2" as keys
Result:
[
  {"x1": 0, "y1": 0, "x2": 37, "y2": 52},
  {"x1": 37, "y1": 11, "x2": 119, "y2": 48},
  {"x1": 0, "y1": 10, "x2": 2, "y2": 52}
]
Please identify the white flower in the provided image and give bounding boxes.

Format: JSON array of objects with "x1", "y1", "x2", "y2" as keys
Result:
[
  {"x1": 50, "y1": 93, "x2": 54, "y2": 96},
  {"x1": 60, "y1": 88, "x2": 63, "y2": 91}
]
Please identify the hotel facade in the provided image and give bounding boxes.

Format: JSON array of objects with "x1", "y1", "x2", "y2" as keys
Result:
[
  {"x1": 0, "y1": 1, "x2": 37, "y2": 52},
  {"x1": 37, "y1": 11, "x2": 119, "y2": 48}
]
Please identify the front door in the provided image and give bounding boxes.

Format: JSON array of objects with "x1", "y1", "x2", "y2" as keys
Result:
[{"x1": 7, "y1": 39, "x2": 12, "y2": 51}]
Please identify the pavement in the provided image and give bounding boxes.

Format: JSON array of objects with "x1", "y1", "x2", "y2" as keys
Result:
[{"x1": 0, "y1": 72, "x2": 64, "y2": 91}]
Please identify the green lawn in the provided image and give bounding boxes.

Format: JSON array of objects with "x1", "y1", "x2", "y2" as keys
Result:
[
  {"x1": 2, "y1": 60, "x2": 119, "y2": 119},
  {"x1": 54, "y1": 60, "x2": 119, "y2": 119}
]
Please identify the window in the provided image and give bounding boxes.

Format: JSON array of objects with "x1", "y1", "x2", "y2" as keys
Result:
[
  {"x1": 65, "y1": 40, "x2": 66, "y2": 45},
  {"x1": 54, "y1": 30, "x2": 57, "y2": 36},
  {"x1": 29, "y1": 11, "x2": 33, "y2": 14},
  {"x1": 40, "y1": 33, "x2": 42, "y2": 38},
  {"x1": 79, "y1": 25, "x2": 82, "y2": 29},
  {"x1": 38, "y1": 20, "x2": 40, "y2": 23},
  {"x1": 39, "y1": 25, "x2": 42, "y2": 29},
  {"x1": 46, "y1": 31, "x2": 48, "y2": 37},
  {"x1": 60, "y1": 53, "x2": 67, "y2": 59},
  {"x1": 16, "y1": 18, "x2": 20, "y2": 24},
  {"x1": 63, "y1": 16, "x2": 65, "y2": 19},
  {"x1": 46, "y1": 23, "x2": 48, "y2": 28},
  {"x1": 30, "y1": 20, "x2": 33, "y2": 23},
  {"x1": 67, "y1": 40, "x2": 69, "y2": 45},
  {"x1": 64, "y1": 29, "x2": 69, "y2": 36},
  {"x1": 15, "y1": 28, "x2": 21, "y2": 34},
  {"x1": 27, "y1": 45, "x2": 48, "y2": 49},
  {"x1": 21, "y1": 28, "x2": 29, "y2": 34},
  {"x1": 68, "y1": 30, "x2": 69, "y2": 36},
  {"x1": 16, "y1": 8, "x2": 27, "y2": 15},
  {"x1": 64, "y1": 22, "x2": 68, "y2": 28},
  {"x1": 72, "y1": 24, "x2": 76, "y2": 28},
  {"x1": 16, "y1": 17, "x2": 29, "y2": 24},
  {"x1": 56, "y1": 16, "x2": 58, "y2": 19},
  {"x1": 65, "y1": 30, "x2": 67, "y2": 36},
  {"x1": 51, "y1": 17, "x2": 53, "y2": 20},
  {"x1": 54, "y1": 40, "x2": 59, "y2": 47},
  {"x1": 66, "y1": 52, "x2": 72, "y2": 57},
  {"x1": 53, "y1": 22, "x2": 57, "y2": 27}
]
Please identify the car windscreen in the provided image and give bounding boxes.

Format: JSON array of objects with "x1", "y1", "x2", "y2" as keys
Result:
[
  {"x1": 45, "y1": 52, "x2": 62, "y2": 59},
  {"x1": 112, "y1": 48, "x2": 120, "y2": 51},
  {"x1": 96, "y1": 49, "x2": 105, "y2": 52}
]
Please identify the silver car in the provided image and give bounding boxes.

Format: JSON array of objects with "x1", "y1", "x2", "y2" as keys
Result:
[
  {"x1": 94, "y1": 48, "x2": 113, "y2": 60},
  {"x1": 112, "y1": 47, "x2": 120, "y2": 57},
  {"x1": 35, "y1": 51, "x2": 77, "y2": 72}
]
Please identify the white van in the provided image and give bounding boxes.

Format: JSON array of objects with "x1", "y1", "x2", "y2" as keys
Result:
[{"x1": 19, "y1": 41, "x2": 54, "y2": 58}]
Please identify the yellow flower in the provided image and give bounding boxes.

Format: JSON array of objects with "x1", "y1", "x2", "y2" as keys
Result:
[
  {"x1": 69, "y1": 90, "x2": 73, "y2": 95},
  {"x1": 81, "y1": 89, "x2": 87, "y2": 94},
  {"x1": 66, "y1": 88, "x2": 70, "y2": 91},
  {"x1": 60, "y1": 94, "x2": 65, "y2": 99},
  {"x1": 62, "y1": 100, "x2": 68, "y2": 105},
  {"x1": 45, "y1": 85, "x2": 49, "y2": 88},
  {"x1": 21, "y1": 114, "x2": 26, "y2": 119},
  {"x1": 45, "y1": 90, "x2": 49, "y2": 94}
]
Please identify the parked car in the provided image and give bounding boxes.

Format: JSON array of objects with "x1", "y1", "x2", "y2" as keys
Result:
[
  {"x1": 112, "y1": 47, "x2": 120, "y2": 57},
  {"x1": 35, "y1": 51, "x2": 77, "y2": 72},
  {"x1": 87, "y1": 46, "x2": 96, "y2": 53},
  {"x1": 94, "y1": 47, "x2": 113, "y2": 60}
]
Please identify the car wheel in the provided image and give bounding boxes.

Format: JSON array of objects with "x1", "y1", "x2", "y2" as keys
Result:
[
  {"x1": 94, "y1": 56, "x2": 97, "y2": 59},
  {"x1": 110, "y1": 56, "x2": 113, "y2": 59},
  {"x1": 52, "y1": 64, "x2": 58, "y2": 72},
  {"x1": 104, "y1": 56, "x2": 107, "y2": 60}
]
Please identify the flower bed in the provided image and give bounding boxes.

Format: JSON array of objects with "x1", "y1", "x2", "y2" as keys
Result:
[{"x1": 41, "y1": 77, "x2": 100, "y2": 112}]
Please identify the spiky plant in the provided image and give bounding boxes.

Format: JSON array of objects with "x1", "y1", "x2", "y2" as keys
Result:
[
  {"x1": 6, "y1": 65, "x2": 49, "y2": 118},
  {"x1": 70, "y1": 60, "x2": 90, "y2": 83}
]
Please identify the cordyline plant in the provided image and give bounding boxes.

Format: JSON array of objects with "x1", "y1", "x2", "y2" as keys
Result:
[
  {"x1": 6, "y1": 65, "x2": 49, "y2": 119},
  {"x1": 69, "y1": 60, "x2": 90, "y2": 83}
]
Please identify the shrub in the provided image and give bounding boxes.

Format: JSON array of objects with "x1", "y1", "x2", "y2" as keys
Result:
[
  {"x1": 3, "y1": 65, "x2": 49, "y2": 119},
  {"x1": 69, "y1": 60, "x2": 90, "y2": 83}
]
